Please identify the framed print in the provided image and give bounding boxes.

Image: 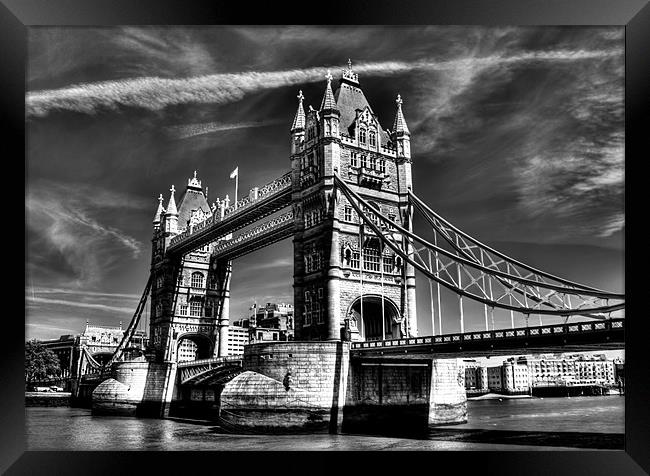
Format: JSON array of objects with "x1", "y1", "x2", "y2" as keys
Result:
[{"x1": 4, "y1": 0, "x2": 648, "y2": 474}]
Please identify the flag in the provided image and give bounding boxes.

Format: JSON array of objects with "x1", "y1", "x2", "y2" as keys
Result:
[{"x1": 229, "y1": 166, "x2": 239, "y2": 179}]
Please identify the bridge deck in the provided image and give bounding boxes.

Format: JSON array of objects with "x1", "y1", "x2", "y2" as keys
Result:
[{"x1": 351, "y1": 319, "x2": 624, "y2": 358}]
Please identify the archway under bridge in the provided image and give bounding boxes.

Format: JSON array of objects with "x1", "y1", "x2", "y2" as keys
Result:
[{"x1": 347, "y1": 295, "x2": 401, "y2": 341}]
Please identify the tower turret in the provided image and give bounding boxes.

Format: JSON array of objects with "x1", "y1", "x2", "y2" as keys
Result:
[
  {"x1": 164, "y1": 185, "x2": 178, "y2": 234},
  {"x1": 392, "y1": 94, "x2": 411, "y2": 160},
  {"x1": 153, "y1": 194, "x2": 165, "y2": 229},
  {"x1": 291, "y1": 90, "x2": 306, "y2": 155},
  {"x1": 320, "y1": 71, "x2": 340, "y2": 140}
]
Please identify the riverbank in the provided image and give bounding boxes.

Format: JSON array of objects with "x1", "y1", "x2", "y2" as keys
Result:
[{"x1": 25, "y1": 392, "x2": 71, "y2": 407}]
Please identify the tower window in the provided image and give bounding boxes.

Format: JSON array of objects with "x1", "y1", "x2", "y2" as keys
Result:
[
  {"x1": 369, "y1": 131, "x2": 376, "y2": 147},
  {"x1": 351, "y1": 251, "x2": 360, "y2": 269},
  {"x1": 344, "y1": 206, "x2": 352, "y2": 222},
  {"x1": 359, "y1": 128, "x2": 366, "y2": 144},
  {"x1": 383, "y1": 256, "x2": 394, "y2": 273},
  {"x1": 189, "y1": 299, "x2": 202, "y2": 317},
  {"x1": 191, "y1": 272, "x2": 204, "y2": 288},
  {"x1": 363, "y1": 246, "x2": 381, "y2": 272}
]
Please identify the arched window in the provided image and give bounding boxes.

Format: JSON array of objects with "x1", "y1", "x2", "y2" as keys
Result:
[
  {"x1": 191, "y1": 272, "x2": 204, "y2": 288},
  {"x1": 359, "y1": 128, "x2": 367, "y2": 144},
  {"x1": 369, "y1": 130, "x2": 376, "y2": 147},
  {"x1": 190, "y1": 299, "x2": 202, "y2": 317}
]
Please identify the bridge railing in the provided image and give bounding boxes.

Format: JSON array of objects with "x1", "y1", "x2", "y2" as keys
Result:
[
  {"x1": 169, "y1": 172, "x2": 292, "y2": 248},
  {"x1": 350, "y1": 318, "x2": 624, "y2": 350},
  {"x1": 211, "y1": 210, "x2": 294, "y2": 257},
  {"x1": 176, "y1": 355, "x2": 243, "y2": 368}
]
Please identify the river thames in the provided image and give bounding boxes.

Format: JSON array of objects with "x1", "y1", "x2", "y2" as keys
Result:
[{"x1": 25, "y1": 396, "x2": 623, "y2": 451}]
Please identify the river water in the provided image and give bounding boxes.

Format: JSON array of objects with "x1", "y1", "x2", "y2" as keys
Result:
[{"x1": 25, "y1": 396, "x2": 624, "y2": 451}]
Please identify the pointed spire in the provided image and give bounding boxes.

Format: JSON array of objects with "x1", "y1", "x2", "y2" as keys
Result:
[
  {"x1": 153, "y1": 193, "x2": 165, "y2": 224},
  {"x1": 392, "y1": 94, "x2": 410, "y2": 135},
  {"x1": 166, "y1": 185, "x2": 178, "y2": 216},
  {"x1": 320, "y1": 70, "x2": 338, "y2": 111},
  {"x1": 291, "y1": 90, "x2": 306, "y2": 131}
]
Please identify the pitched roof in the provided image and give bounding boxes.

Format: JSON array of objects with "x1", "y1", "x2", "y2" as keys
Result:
[
  {"x1": 333, "y1": 80, "x2": 390, "y2": 143},
  {"x1": 176, "y1": 187, "x2": 211, "y2": 231}
]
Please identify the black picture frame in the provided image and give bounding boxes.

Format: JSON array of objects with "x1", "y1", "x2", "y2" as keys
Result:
[{"x1": 5, "y1": 0, "x2": 648, "y2": 474}]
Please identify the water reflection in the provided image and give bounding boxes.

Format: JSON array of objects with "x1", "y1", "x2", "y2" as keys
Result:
[{"x1": 26, "y1": 396, "x2": 623, "y2": 451}]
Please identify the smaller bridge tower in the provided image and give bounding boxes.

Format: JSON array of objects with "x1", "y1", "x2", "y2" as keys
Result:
[{"x1": 149, "y1": 173, "x2": 228, "y2": 362}]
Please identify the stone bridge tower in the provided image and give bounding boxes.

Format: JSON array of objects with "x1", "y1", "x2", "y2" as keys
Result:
[
  {"x1": 291, "y1": 62, "x2": 417, "y2": 342},
  {"x1": 149, "y1": 173, "x2": 230, "y2": 362}
]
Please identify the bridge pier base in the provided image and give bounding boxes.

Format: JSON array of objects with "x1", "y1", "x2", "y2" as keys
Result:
[
  {"x1": 91, "y1": 361, "x2": 178, "y2": 417},
  {"x1": 428, "y1": 358, "x2": 468, "y2": 425}
]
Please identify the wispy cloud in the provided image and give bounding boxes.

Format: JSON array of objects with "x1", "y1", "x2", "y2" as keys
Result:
[
  {"x1": 29, "y1": 287, "x2": 141, "y2": 300},
  {"x1": 165, "y1": 119, "x2": 284, "y2": 140},
  {"x1": 27, "y1": 48, "x2": 621, "y2": 118},
  {"x1": 26, "y1": 180, "x2": 145, "y2": 287},
  {"x1": 26, "y1": 296, "x2": 135, "y2": 314}
]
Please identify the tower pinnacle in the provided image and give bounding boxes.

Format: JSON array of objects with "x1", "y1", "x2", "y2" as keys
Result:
[
  {"x1": 291, "y1": 90, "x2": 306, "y2": 131},
  {"x1": 153, "y1": 193, "x2": 165, "y2": 225},
  {"x1": 166, "y1": 185, "x2": 178, "y2": 216},
  {"x1": 392, "y1": 93, "x2": 410, "y2": 136},
  {"x1": 320, "y1": 70, "x2": 338, "y2": 111}
]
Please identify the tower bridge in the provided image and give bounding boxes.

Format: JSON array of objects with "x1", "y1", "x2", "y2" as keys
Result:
[{"x1": 84, "y1": 62, "x2": 624, "y2": 434}]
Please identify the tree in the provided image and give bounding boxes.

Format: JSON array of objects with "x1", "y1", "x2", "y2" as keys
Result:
[{"x1": 25, "y1": 340, "x2": 60, "y2": 383}]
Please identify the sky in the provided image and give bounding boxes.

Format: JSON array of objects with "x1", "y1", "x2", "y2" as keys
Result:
[{"x1": 25, "y1": 26, "x2": 625, "y2": 353}]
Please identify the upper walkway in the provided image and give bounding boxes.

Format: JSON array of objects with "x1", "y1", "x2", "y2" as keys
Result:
[{"x1": 168, "y1": 172, "x2": 292, "y2": 256}]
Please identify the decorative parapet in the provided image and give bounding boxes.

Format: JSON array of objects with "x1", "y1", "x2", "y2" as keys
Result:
[{"x1": 169, "y1": 172, "x2": 292, "y2": 248}]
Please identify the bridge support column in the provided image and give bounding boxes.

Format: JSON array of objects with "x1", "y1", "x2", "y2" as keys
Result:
[
  {"x1": 327, "y1": 202, "x2": 342, "y2": 341},
  {"x1": 428, "y1": 358, "x2": 467, "y2": 426},
  {"x1": 217, "y1": 260, "x2": 232, "y2": 357}
]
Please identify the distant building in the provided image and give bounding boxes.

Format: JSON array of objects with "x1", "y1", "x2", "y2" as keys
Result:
[
  {"x1": 463, "y1": 359, "x2": 487, "y2": 391},
  {"x1": 519, "y1": 355, "x2": 615, "y2": 386},
  {"x1": 502, "y1": 358, "x2": 530, "y2": 392},
  {"x1": 37, "y1": 321, "x2": 148, "y2": 376},
  {"x1": 227, "y1": 326, "x2": 249, "y2": 356},
  {"x1": 486, "y1": 366, "x2": 503, "y2": 391}
]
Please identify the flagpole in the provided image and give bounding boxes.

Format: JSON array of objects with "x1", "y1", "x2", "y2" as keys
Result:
[{"x1": 234, "y1": 172, "x2": 238, "y2": 210}]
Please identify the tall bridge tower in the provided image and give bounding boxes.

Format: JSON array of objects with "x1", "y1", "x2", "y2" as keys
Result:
[{"x1": 291, "y1": 62, "x2": 417, "y2": 342}]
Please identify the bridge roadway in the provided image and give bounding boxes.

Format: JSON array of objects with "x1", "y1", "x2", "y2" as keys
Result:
[
  {"x1": 351, "y1": 318, "x2": 624, "y2": 358},
  {"x1": 167, "y1": 172, "x2": 292, "y2": 257}
]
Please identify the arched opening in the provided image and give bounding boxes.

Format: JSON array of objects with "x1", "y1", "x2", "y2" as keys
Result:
[
  {"x1": 176, "y1": 333, "x2": 212, "y2": 362},
  {"x1": 91, "y1": 352, "x2": 114, "y2": 367},
  {"x1": 348, "y1": 295, "x2": 400, "y2": 341}
]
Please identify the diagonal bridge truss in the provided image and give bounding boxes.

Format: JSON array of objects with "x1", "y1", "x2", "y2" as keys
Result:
[{"x1": 335, "y1": 174, "x2": 624, "y2": 329}]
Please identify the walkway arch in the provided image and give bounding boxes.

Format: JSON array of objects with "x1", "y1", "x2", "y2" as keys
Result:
[
  {"x1": 175, "y1": 332, "x2": 213, "y2": 362},
  {"x1": 347, "y1": 295, "x2": 401, "y2": 341}
]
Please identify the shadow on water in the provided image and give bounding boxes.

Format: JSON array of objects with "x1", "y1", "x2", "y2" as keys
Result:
[{"x1": 427, "y1": 428, "x2": 624, "y2": 449}]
